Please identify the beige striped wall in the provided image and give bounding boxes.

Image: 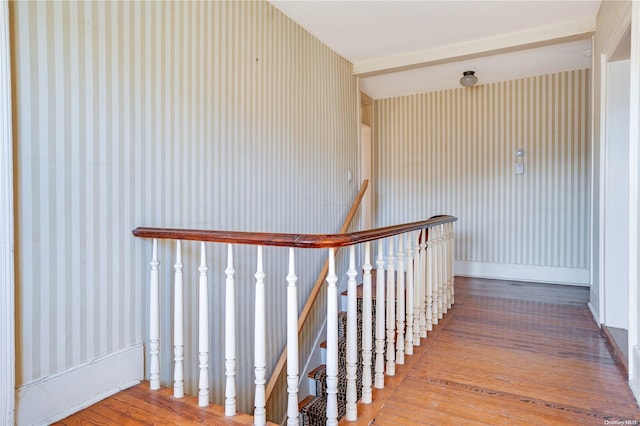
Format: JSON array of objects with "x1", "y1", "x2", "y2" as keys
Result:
[
  {"x1": 10, "y1": 0, "x2": 358, "y2": 417},
  {"x1": 374, "y1": 70, "x2": 591, "y2": 273}
]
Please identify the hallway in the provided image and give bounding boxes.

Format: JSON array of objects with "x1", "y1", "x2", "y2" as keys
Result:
[
  {"x1": 349, "y1": 277, "x2": 640, "y2": 425},
  {"x1": 56, "y1": 277, "x2": 640, "y2": 425}
]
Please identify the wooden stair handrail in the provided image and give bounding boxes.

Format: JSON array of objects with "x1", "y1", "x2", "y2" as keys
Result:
[
  {"x1": 264, "y1": 179, "x2": 368, "y2": 403},
  {"x1": 131, "y1": 213, "x2": 456, "y2": 250}
]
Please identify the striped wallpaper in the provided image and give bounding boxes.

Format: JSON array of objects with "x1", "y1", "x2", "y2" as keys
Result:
[
  {"x1": 10, "y1": 0, "x2": 358, "y2": 417},
  {"x1": 374, "y1": 70, "x2": 591, "y2": 270}
]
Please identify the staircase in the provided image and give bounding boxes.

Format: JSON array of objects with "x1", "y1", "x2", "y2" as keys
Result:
[{"x1": 299, "y1": 282, "x2": 378, "y2": 425}]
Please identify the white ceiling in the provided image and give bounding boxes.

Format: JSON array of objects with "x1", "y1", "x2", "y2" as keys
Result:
[{"x1": 269, "y1": 1, "x2": 601, "y2": 99}]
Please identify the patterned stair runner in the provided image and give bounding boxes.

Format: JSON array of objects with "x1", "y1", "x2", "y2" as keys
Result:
[{"x1": 299, "y1": 297, "x2": 378, "y2": 426}]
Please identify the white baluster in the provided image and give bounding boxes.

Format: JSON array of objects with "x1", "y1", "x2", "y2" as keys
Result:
[
  {"x1": 345, "y1": 246, "x2": 358, "y2": 420},
  {"x1": 225, "y1": 244, "x2": 237, "y2": 416},
  {"x1": 254, "y1": 246, "x2": 266, "y2": 425},
  {"x1": 149, "y1": 239, "x2": 160, "y2": 390},
  {"x1": 326, "y1": 249, "x2": 339, "y2": 426},
  {"x1": 386, "y1": 237, "x2": 396, "y2": 376},
  {"x1": 437, "y1": 225, "x2": 445, "y2": 319},
  {"x1": 449, "y1": 223, "x2": 455, "y2": 306},
  {"x1": 198, "y1": 242, "x2": 209, "y2": 406},
  {"x1": 419, "y1": 229, "x2": 428, "y2": 337},
  {"x1": 374, "y1": 241, "x2": 386, "y2": 388},
  {"x1": 396, "y1": 235, "x2": 405, "y2": 365},
  {"x1": 173, "y1": 241, "x2": 184, "y2": 398},
  {"x1": 362, "y1": 242, "x2": 373, "y2": 402},
  {"x1": 412, "y1": 233, "x2": 421, "y2": 345},
  {"x1": 428, "y1": 228, "x2": 437, "y2": 327},
  {"x1": 431, "y1": 226, "x2": 442, "y2": 325},
  {"x1": 405, "y1": 233, "x2": 414, "y2": 355},
  {"x1": 449, "y1": 223, "x2": 455, "y2": 307},
  {"x1": 443, "y1": 224, "x2": 450, "y2": 310},
  {"x1": 286, "y1": 248, "x2": 299, "y2": 425}
]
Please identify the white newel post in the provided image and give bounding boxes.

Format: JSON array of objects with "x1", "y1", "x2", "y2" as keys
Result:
[
  {"x1": 254, "y1": 246, "x2": 267, "y2": 425},
  {"x1": 405, "y1": 233, "x2": 414, "y2": 355},
  {"x1": 396, "y1": 235, "x2": 405, "y2": 365},
  {"x1": 386, "y1": 237, "x2": 396, "y2": 376},
  {"x1": 173, "y1": 241, "x2": 184, "y2": 398},
  {"x1": 443, "y1": 224, "x2": 450, "y2": 309},
  {"x1": 448, "y1": 223, "x2": 455, "y2": 307},
  {"x1": 420, "y1": 229, "x2": 428, "y2": 337},
  {"x1": 430, "y1": 228, "x2": 439, "y2": 326},
  {"x1": 374, "y1": 241, "x2": 386, "y2": 388},
  {"x1": 412, "y1": 233, "x2": 421, "y2": 345},
  {"x1": 346, "y1": 246, "x2": 358, "y2": 420},
  {"x1": 225, "y1": 244, "x2": 237, "y2": 416},
  {"x1": 361, "y1": 242, "x2": 373, "y2": 403},
  {"x1": 149, "y1": 239, "x2": 160, "y2": 390},
  {"x1": 286, "y1": 248, "x2": 300, "y2": 426},
  {"x1": 198, "y1": 242, "x2": 210, "y2": 406},
  {"x1": 438, "y1": 226, "x2": 445, "y2": 318},
  {"x1": 326, "y1": 249, "x2": 339, "y2": 425}
]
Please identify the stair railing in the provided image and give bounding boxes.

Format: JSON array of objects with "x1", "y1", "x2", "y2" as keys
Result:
[
  {"x1": 132, "y1": 214, "x2": 457, "y2": 425},
  {"x1": 265, "y1": 179, "x2": 369, "y2": 406}
]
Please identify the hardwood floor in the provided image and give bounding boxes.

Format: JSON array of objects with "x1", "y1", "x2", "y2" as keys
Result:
[
  {"x1": 346, "y1": 277, "x2": 640, "y2": 425},
  {"x1": 56, "y1": 277, "x2": 639, "y2": 425},
  {"x1": 54, "y1": 384, "x2": 274, "y2": 426}
]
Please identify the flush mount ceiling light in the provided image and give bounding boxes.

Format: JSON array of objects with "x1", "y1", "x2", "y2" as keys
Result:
[{"x1": 460, "y1": 70, "x2": 478, "y2": 88}]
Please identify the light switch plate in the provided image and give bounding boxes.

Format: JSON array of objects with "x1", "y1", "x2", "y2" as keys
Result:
[{"x1": 515, "y1": 162, "x2": 525, "y2": 175}]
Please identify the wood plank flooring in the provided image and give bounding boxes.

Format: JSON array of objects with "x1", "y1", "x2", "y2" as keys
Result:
[
  {"x1": 54, "y1": 383, "x2": 276, "y2": 426},
  {"x1": 56, "y1": 277, "x2": 639, "y2": 425},
  {"x1": 345, "y1": 277, "x2": 640, "y2": 425}
]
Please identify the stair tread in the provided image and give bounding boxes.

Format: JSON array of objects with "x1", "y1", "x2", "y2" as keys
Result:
[
  {"x1": 298, "y1": 395, "x2": 315, "y2": 411},
  {"x1": 308, "y1": 364, "x2": 325, "y2": 378}
]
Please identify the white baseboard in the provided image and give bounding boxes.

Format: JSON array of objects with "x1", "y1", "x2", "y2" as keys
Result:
[
  {"x1": 587, "y1": 302, "x2": 600, "y2": 326},
  {"x1": 588, "y1": 286, "x2": 601, "y2": 324},
  {"x1": 455, "y1": 261, "x2": 590, "y2": 286},
  {"x1": 16, "y1": 343, "x2": 144, "y2": 425},
  {"x1": 629, "y1": 346, "x2": 640, "y2": 406}
]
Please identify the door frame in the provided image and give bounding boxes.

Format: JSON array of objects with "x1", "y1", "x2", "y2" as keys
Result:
[
  {"x1": 598, "y1": 2, "x2": 640, "y2": 381},
  {"x1": 0, "y1": 0, "x2": 15, "y2": 423},
  {"x1": 628, "y1": 0, "x2": 640, "y2": 384}
]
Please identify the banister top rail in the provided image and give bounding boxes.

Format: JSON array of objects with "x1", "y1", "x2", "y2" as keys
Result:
[{"x1": 132, "y1": 215, "x2": 457, "y2": 248}]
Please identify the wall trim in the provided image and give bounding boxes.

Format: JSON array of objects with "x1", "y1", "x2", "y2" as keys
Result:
[
  {"x1": 587, "y1": 302, "x2": 600, "y2": 326},
  {"x1": 629, "y1": 345, "x2": 640, "y2": 404},
  {"x1": 15, "y1": 344, "x2": 143, "y2": 425},
  {"x1": 0, "y1": 0, "x2": 14, "y2": 424},
  {"x1": 455, "y1": 261, "x2": 590, "y2": 286}
]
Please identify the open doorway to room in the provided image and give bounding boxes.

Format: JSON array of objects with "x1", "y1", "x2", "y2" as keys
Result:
[
  {"x1": 602, "y1": 26, "x2": 632, "y2": 370},
  {"x1": 361, "y1": 92, "x2": 373, "y2": 230}
]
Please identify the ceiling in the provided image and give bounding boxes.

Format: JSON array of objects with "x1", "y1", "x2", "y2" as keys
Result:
[{"x1": 269, "y1": 1, "x2": 601, "y2": 99}]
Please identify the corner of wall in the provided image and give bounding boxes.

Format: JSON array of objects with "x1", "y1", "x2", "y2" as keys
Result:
[{"x1": 629, "y1": 345, "x2": 640, "y2": 405}]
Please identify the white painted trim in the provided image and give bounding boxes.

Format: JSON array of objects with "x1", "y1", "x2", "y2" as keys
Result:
[
  {"x1": 628, "y1": 0, "x2": 640, "y2": 382},
  {"x1": 455, "y1": 261, "x2": 589, "y2": 286},
  {"x1": 598, "y1": 52, "x2": 608, "y2": 325},
  {"x1": 0, "y1": 1, "x2": 14, "y2": 424},
  {"x1": 630, "y1": 345, "x2": 640, "y2": 403},
  {"x1": 354, "y1": 16, "x2": 595, "y2": 76},
  {"x1": 587, "y1": 302, "x2": 600, "y2": 326},
  {"x1": 16, "y1": 344, "x2": 143, "y2": 425}
]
